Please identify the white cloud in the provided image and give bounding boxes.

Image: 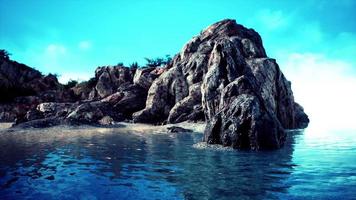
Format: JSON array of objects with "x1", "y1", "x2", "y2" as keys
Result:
[
  {"x1": 78, "y1": 41, "x2": 92, "y2": 50},
  {"x1": 46, "y1": 44, "x2": 67, "y2": 55},
  {"x1": 255, "y1": 9, "x2": 290, "y2": 31},
  {"x1": 35, "y1": 44, "x2": 69, "y2": 72},
  {"x1": 280, "y1": 53, "x2": 356, "y2": 131},
  {"x1": 58, "y1": 72, "x2": 93, "y2": 84}
]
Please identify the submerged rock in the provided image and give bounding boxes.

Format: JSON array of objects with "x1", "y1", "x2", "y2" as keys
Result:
[
  {"x1": 167, "y1": 126, "x2": 193, "y2": 133},
  {"x1": 45, "y1": 175, "x2": 55, "y2": 180}
]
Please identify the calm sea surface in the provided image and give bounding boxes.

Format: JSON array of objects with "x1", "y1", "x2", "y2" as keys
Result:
[{"x1": 0, "y1": 123, "x2": 355, "y2": 200}]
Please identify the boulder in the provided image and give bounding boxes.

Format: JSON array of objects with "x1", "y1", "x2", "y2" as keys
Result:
[
  {"x1": 94, "y1": 65, "x2": 135, "y2": 98},
  {"x1": 66, "y1": 102, "x2": 103, "y2": 124},
  {"x1": 71, "y1": 78, "x2": 97, "y2": 101},
  {"x1": 133, "y1": 67, "x2": 160, "y2": 89},
  {"x1": 167, "y1": 126, "x2": 193, "y2": 133},
  {"x1": 37, "y1": 102, "x2": 73, "y2": 114},
  {"x1": 167, "y1": 83, "x2": 204, "y2": 123},
  {"x1": 113, "y1": 84, "x2": 148, "y2": 117},
  {"x1": 98, "y1": 116, "x2": 114, "y2": 126},
  {"x1": 95, "y1": 70, "x2": 113, "y2": 98},
  {"x1": 133, "y1": 65, "x2": 189, "y2": 123},
  {"x1": 25, "y1": 109, "x2": 44, "y2": 121},
  {"x1": 0, "y1": 106, "x2": 17, "y2": 122}
]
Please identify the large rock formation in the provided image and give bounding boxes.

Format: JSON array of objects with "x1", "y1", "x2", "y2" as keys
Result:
[
  {"x1": 0, "y1": 19, "x2": 309, "y2": 150},
  {"x1": 133, "y1": 19, "x2": 309, "y2": 150}
]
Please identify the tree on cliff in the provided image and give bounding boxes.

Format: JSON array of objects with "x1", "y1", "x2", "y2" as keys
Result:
[
  {"x1": 144, "y1": 55, "x2": 172, "y2": 67},
  {"x1": 130, "y1": 62, "x2": 139, "y2": 69},
  {"x1": 0, "y1": 49, "x2": 11, "y2": 60}
]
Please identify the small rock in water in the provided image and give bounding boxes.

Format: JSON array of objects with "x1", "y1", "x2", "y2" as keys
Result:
[
  {"x1": 45, "y1": 175, "x2": 55, "y2": 180},
  {"x1": 2, "y1": 177, "x2": 19, "y2": 188},
  {"x1": 167, "y1": 126, "x2": 193, "y2": 133},
  {"x1": 98, "y1": 116, "x2": 114, "y2": 125}
]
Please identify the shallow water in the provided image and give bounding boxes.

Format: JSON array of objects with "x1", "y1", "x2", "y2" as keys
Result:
[{"x1": 0, "y1": 123, "x2": 355, "y2": 200}]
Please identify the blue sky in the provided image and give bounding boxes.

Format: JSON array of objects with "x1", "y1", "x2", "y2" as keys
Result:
[{"x1": 1, "y1": 0, "x2": 356, "y2": 129}]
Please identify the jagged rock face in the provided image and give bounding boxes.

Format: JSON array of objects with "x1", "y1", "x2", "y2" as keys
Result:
[
  {"x1": 133, "y1": 19, "x2": 268, "y2": 124},
  {"x1": 15, "y1": 83, "x2": 147, "y2": 126},
  {"x1": 0, "y1": 57, "x2": 76, "y2": 121},
  {"x1": 6, "y1": 62, "x2": 157, "y2": 125},
  {"x1": 132, "y1": 65, "x2": 189, "y2": 123},
  {"x1": 0, "y1": 58, "x2": 42, "y2": 87},
  {"x1": 71, "y1": 79, "x2": 97, "y2": 101},
  {"x1": 111, "y1": 83, "x2": 148, "y2": 118},
  {"x1": 167, "y1": 82, "x2": 204, "y2": 123},
  {"x1": 134, "y1": 19, "x2": 309, "y2": 150},
  {"x1": 94, "y1": 66, "x2": 136, "y2": 98},
  {"x1": 133, "y1": 67, "x2": 164, "y2": 90},
  {"x1": 0, "y1": 58, "x2": 62, "y2": 102},
  {"x1": 204, "y1": 95, "x2": 282, "y2": 150}
]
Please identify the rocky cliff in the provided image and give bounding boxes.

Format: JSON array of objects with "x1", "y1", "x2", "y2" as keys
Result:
[
  {"x1": 0, "y1": 19, "x2": 309, "y2": 150},
  {"x1": 0, "y1": 57, "x2": 76, "y2": 121},
  {"x1": 132, "y1": 19, "x2": 309, "y2": 150}
]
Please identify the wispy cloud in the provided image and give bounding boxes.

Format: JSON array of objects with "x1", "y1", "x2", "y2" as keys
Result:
[
  {"x1": 78, "y1": 41, "x2": 92, "y2": 51},
  {"x1": 46, "y1": 44, "x2": 67, "y2": 56},
  {"x1": 254, "y1": 9, "x2": 290, "y2": 31},
  {"x1": 58, "y1": 71, "x2": 93, "y2": 84}
]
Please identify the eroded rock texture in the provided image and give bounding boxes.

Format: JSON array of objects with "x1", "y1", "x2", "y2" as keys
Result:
[
  {"x1": 133, "y1": 19, "x2": 309, "y2": 150},
  {"x1": 0, "y1": 57, "x2": 76, "y2": 121}
]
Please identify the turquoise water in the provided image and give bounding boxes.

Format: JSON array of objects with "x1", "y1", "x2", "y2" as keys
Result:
[{"x1": 0, "y1": 124, "x2": 355, "y2": 199}]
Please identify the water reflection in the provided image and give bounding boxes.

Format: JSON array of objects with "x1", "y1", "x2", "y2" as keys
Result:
[{"x1": 0, "y1": 125, "x2": 355, "y2": 199}]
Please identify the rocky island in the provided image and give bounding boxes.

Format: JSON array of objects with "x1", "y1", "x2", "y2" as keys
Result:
[{"x1": 0, "y1": 19, "x2": 309, "y2": 150}]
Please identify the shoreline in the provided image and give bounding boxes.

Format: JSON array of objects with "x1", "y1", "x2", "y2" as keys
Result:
[{"x1": 0, "y1": 121, "x2": 206, "y2": 135}]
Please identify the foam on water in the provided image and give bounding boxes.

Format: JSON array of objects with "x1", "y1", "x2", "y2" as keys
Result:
[{"x1": 192, "y1": 142, "x2": 234, "y2": 151}]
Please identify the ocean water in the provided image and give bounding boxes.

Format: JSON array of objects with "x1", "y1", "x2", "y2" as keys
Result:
[{"x1": 0, "y1": 123, "x2": 355, "y2": 200}]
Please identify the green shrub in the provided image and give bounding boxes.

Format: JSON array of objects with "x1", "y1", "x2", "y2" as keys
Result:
[{"x1": 64, "y1": 80, "x2": 78, "y2": 89}]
